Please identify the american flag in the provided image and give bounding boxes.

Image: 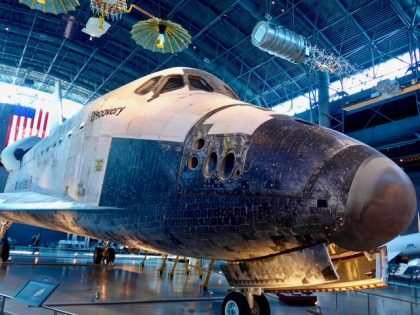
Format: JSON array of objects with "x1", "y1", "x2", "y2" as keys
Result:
[{"x1": 5, "y1": 105, "x2": 49, "y2": 147}]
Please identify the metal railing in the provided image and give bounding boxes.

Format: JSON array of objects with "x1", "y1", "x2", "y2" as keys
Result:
[
  {"x1": 361, "y1": 290, "x2": 419, "y2": 315},
  {"x1": 324, "y1": 286, "x2": 420, "y2": 315},
  {"x1": 0, "y1": 294, "x2": 76, "y2": 315}
]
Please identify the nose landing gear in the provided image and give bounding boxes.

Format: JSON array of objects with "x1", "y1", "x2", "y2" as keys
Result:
[
  {"x1": 93, "y1": 245, "x2": 116, "y2": 265},
  {"x1": 0, "y1": 221, "x2": 12, "y2": 263},
  {"x1": 222, "y1": 289, "x2": 270, "y2": 315},
  {"x1": 93, "y1": 247, "x2": 103, "y2": 264}
]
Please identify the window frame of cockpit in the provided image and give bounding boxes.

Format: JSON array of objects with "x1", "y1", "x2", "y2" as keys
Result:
[
  {"x1": 223, "y1": 84, "x2": 239, "y2": 100},
  {"x1": 134, "y1": 76, "x2": 162, "y2": 96},
  {"x1": 156, "y1": 75, "x2": 186, "y2": 95},
  {"x1": 187, "y1": 75, "x2": 214, "y2": 92},
  {"x1": 135, "y1": 72, "x2": 239, "y2": 101}
]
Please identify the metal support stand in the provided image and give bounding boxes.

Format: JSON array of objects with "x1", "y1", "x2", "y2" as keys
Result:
[
  {"x1": 84, "y1": 237, "x2": 90, "y2": 249},
  {"x1": 184, "y1": 256, "x2": 191, "y2": 274},
  {"x1": 200, "y1": 259, "x2": 215, "y2": 291},
  {"x1": 335, "y1": 291, "x2": 338, "y2": 310},
  {"x1": 159, "y1": 254, "x2": 168, "y2": 274},
  {"x1": 244, "y1": 288, "x2": 261, "y2": 310},
  {"x1": 103, "y1": 240, "x2": 110, "y2": 249},
  {"x1": 0, "y1": 295, "x2": 5, "y2": 314},
  {"x1": 141, "y1": 253, "x2": 147, "y2": 268},
  {"x1": 168, "y1": 256, "x2": 179, "y2": 278},
  {"x1": 196, "y1": 259, "x2": 204, "y2": 279},
  {"x1": 0, "y1": 221, "x2": 12, "y2": 239}
]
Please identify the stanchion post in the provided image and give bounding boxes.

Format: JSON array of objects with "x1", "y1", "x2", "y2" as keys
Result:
[
  {"x1": 0, "y1": 295, "x2": 5, "y2": 313},
  {"x1": 335, "y1": 291, "x2": 338, "y2": 310}
]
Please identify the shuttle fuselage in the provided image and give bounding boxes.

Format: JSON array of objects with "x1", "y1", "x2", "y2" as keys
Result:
[{"x1": 0, "y1": 67, "x2": 416, "y2": 263}]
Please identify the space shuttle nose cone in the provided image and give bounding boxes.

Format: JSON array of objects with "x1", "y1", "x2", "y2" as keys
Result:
[{"x1": 334, "y1": 157, "x2": 417, "y2": 251}]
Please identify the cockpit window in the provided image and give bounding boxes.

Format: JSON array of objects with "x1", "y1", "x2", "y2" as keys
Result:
[
  {"x1": 135, "y1": 76, "x2": 161, "y2": 95},
  {"x1": 160, "y1": 76, "x2": 185, "y2": 94},
  {"x1": 223, "y1": 85, "x2": 239, "y2": 100},
  {"x1": 188, "y1": 76, "x2": 214, "y2": 92}
]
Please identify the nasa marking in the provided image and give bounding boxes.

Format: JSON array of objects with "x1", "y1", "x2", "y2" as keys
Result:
[{"x1": 91, "y1": 107, "x2": 126, "y2": 122}]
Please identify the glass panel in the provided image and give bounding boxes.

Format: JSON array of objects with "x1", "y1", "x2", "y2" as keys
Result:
[
  {"x1": 160, "y1": 76, "x2": 185, "y2": 93},
  {"x1": 135, "y1": 76, "x2": 161, "y2": 95},
  {"x1": 188, "y1": 76, "x2": 214, "y2": 92}
]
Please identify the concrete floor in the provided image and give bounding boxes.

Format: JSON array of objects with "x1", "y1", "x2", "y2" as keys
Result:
[{"x1": 0, "y1": 248, "x2": 419, "y2": 315}]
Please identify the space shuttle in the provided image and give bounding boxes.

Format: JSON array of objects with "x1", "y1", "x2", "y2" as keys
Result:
[{"x1": 0, "y1": 67, "x2": 417, "y2": 314}]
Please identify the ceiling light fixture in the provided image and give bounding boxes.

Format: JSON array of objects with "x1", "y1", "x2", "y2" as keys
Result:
[{"x1": 156, "y1": 23, "x2": 167, "y2": 49}]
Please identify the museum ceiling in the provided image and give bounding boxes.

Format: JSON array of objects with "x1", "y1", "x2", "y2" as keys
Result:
[{"x1": 0, "y1": 0, "x2": 417, "y2": 107}]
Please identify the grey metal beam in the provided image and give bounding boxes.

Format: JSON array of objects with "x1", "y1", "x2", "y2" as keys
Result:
[
  {"x1": 85, "y1": 46, "x2": 141, "y2": 103},
  {"x1": 249, "y1": 72, "x2": 307, "y2": 103},
  {"x1": 333, "y1": 0, "x2": 384, "y2": 58},
  {"x1": 236, "y1": 0, "x2": 388, "y2": 96},
  {"x1": 390, "y1": 0, "x2": 420, "y2": 79},
  {"x1": 230, "y1": 0, "x2": 346, "y2": 90},
  {"x1": 147, "y1": 0, "x2": 263, "y2": 103},
  {"x1": 343, "y1": 25, "x2": 408, "y2": 60},
  {"x1": 63, "y1": 48, "x2": 98, "y2": 98},
  {"x1": 86, "y1": 1, "x2": 259, "y2": 103},
  {"x1": 269, "y1": 33, "x2": 412, "y2": 107},
  {"x1": 284, "y1": 0, "x2": 341, "y2": 56},
  {"x1": 167, "y1": 0, "x2": 190, "y2": 19},
  {"x1": 0, "y1": 58, "x2": 94, "y2": 93},
  {"x1": 39, "y1": 37, "x2": 67, "y2": 88},
  {"x1": 0, "y1": 28, "x2": 135, "y2": 76},
  {"x1": 390, "y1": 0, "x2": 420, "y2": 29},
  {"x1": 234, "y1": 0, "x2": 304, "y2": 92},
  {"x1": 35, "y1": 0, "x2": 90, "y2": 90},
  {"x1": 0, "y1": 42, "x2": 103, "y2": 87},
  {"x1": 13, "y1": 11, "x2": 37, "y2": 84},
  {"x1": 248, "y1": 11, "x2": 408, "y2": 104},
  {"x1": 390, "y1": 0, "x2": 413, "y2": 28},
  {"x1": 81, "y1": 0, "x2": 196, "y2": 103},
  {"x1": 0, "y1": 2, "x2": 156, "y2": 71},
  {"x1": 152, "y1": 0, "x2": 242, "y2": 72},
  {"x1": 318, "y1": 71, "x2": 331, "y2": 127},
  {"x1": 0, "y1": 19, "x2": 142, "y2": 84},
  {"x1": 189, "y1": 2, "x2": 286, "y2": 99},
  {"x1": 149, "y1": 0, "x2": 300, "y2": 102}
]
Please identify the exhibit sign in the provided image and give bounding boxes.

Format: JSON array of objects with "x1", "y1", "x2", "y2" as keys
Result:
[{"x1": 13, "y1": 280, "x2": 59, "y2": 307}]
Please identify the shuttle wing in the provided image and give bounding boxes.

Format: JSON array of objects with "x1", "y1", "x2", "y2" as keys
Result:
[{"x1": 0, "y1": 192, "x2": 122, "y2": 212}]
